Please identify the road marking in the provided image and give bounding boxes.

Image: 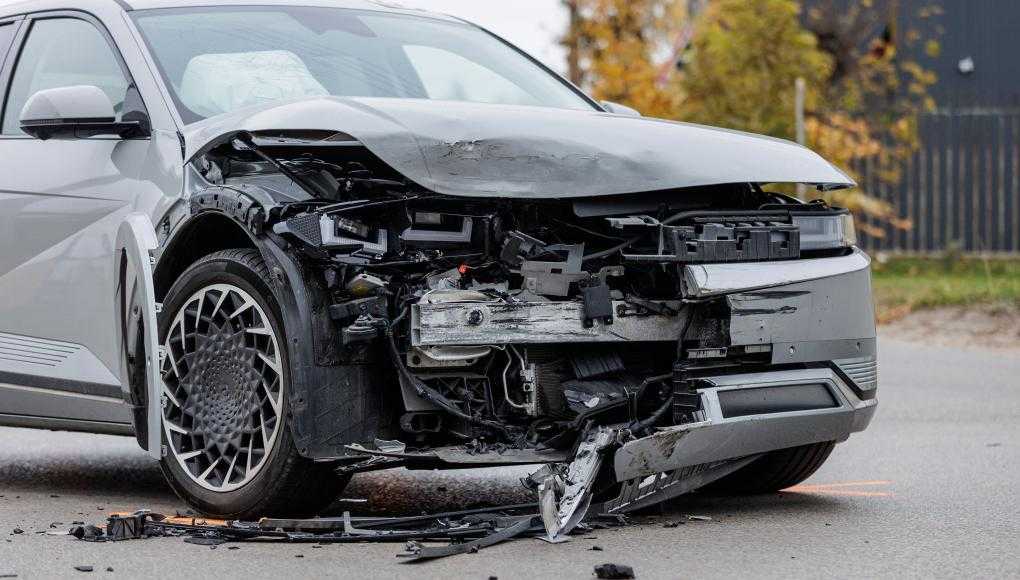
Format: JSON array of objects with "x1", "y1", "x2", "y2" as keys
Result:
[{"x1": 784, "y1": 480, "x2": 894, "y2": 497}]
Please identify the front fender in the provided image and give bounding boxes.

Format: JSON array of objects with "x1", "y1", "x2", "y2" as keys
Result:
[
  {"x1": 253, "y1": 235, "x2": 382, "y2": 458},
  {"x1": 114, "y1": 213, "x2": 163, "y2": 459}
]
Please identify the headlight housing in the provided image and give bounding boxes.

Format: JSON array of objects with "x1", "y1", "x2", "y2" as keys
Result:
[{"x1": 792, "y1": 211, "x2": 857, "y2": 250}]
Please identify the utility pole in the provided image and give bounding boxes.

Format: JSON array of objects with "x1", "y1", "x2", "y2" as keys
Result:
[{"x1": 795, "y1": 77, "x2": 807, "y2": 199}]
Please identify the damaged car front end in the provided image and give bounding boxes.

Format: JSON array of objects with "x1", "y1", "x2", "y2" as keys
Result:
[
  {"x1": 108, "y1": 3, "x2": 878, "y2": 532},
  {"x1": 162, "y1": 99, "x2": 876, "y2": 535}
]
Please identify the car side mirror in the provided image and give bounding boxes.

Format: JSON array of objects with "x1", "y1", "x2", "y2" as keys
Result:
[
  {"x1": 20, "y1": 85, "x2": 147, "y2": 140},
  {"x1": 600, "y1": 100, "x2": 642, "y2": 117}
]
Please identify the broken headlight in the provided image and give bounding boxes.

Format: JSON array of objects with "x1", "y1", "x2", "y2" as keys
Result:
[{"x1": 792, "y1": 211, "x2": 857, "y2": 251}]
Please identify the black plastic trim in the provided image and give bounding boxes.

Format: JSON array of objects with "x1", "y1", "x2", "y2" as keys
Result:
[{"x1": 0, "y1": 370, "x2": 122, "y2": 399}]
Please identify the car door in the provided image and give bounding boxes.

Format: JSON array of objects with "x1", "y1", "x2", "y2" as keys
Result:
[{"x1": 0, "y1": 12, "x2": 162, "y2": 430}]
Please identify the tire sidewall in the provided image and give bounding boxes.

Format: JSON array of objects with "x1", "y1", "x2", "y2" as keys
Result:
[{"x1": 157, "y1": 252, "x2": 297, "y2": 518}]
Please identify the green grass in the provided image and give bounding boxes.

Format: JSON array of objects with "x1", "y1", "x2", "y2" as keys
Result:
[{"x1": 871, "y1": 255, "x2": 1020, "y2": 323}]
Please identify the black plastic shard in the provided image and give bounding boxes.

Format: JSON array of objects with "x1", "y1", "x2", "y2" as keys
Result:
[
  {"x1": 183, "y1": 537, "x2": 227, "y2": 546},
  {"x1": 594, "y1": 563, "x2": 636, "y2": 579},
  {"x1": 398, "y1": 517, "x2": 537, "y2": 561}
]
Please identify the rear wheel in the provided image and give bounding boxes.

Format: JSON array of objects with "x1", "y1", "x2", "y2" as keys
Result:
[
  {"x1": 157, "y1": 249, "x2": 345, "y2": 518},
  {"x1": 701, "y1": 441, "x2": 836, "y2": 494}
]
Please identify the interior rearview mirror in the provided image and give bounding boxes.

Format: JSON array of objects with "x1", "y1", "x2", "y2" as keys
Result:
[
  {"x1": 19, "y1": 85, "x2": 147, "y2": 140},
  {"x1": 600, "y1": 100, "x2": 642, "y2": 117}
]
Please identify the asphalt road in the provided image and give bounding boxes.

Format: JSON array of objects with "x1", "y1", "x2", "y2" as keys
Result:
[{"x1": 0, "y1": 335, "x2": 1017, "y2": 579}]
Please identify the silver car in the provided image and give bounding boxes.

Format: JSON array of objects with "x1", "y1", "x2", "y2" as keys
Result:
[{"x1": 0, "y1": 0, "x2": 877, "y2": 530}]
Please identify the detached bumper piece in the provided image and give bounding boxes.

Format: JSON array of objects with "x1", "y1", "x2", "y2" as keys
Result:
[{"x1": 86, "y1": 506, "x2": 627, "y2": 562}]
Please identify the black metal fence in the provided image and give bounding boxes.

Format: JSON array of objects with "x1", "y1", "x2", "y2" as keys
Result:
[{"x1": 857, "y1": 110, "x2": 1020, "y2": 254}]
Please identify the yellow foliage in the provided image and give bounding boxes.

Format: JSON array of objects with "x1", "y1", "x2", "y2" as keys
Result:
[
  {"x1": 562, "y1": 0, "x2": 686, "y2": 118},
  {"x1": 681, "y1": 0, "x2": 832, "y2": 139}
]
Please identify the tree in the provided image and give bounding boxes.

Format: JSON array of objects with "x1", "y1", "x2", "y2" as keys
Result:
[
  {"x1": 679, "y1": 0, "x2": 832, "y2": 139},
  {"x1": 562, "y1": 0, "x2": 940, "y2": 236},
  {"x1": 561, "y1": 0, "x2": 687, "y2": 118}
]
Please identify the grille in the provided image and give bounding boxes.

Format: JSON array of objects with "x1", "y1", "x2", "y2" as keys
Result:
[{"x1": 284, "y1": 213, "x2": 323, "y2": 246}]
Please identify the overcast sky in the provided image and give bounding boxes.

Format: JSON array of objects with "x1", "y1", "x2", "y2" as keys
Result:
[{"x1": 0, "y1": 0, "x2": 570, "y2": 72}]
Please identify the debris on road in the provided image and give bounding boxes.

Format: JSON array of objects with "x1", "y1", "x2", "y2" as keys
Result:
[
  {"x1": 69, "y1": 507, "x2": 629, "y2": 561},
  {"x1": 73, "y1": 566, "x2": 94, "y2": 573},
  {"x1": 70, "y1": 525, "x2": 106, "y2": 541},
  {"x1": 182, "y1": 537, "x2": 226, "y2": 546},
  {"x1": 593, "y1": 563, "x2": 636, "y2": 579}
]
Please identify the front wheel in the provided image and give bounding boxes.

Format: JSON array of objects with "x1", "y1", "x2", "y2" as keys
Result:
[{"x1": 157, "y1": 249, "x2": 345, "y2": 518}]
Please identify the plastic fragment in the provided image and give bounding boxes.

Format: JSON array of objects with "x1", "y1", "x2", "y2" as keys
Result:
[
  {"x1": 182, "y1": 537, "x2": 226, "y2": 546},
  {"x1": 593, "y1": 563, "x2": 635, "y2": 579}
]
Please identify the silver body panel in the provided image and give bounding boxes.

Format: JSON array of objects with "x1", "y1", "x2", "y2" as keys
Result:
[{"x1": 0, "y1": 1, "x2": 181, "y2": 426}]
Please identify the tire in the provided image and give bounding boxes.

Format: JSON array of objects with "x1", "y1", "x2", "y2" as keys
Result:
[
  {"x1": 701, "y1": 441, "x2": 836, "y2": 494},
  {"x1": 157, "y1": 249, "x2": 347, "y2": 519}
]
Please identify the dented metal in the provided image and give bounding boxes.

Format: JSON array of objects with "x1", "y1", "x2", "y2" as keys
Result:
[
  {"x1": 184, "y1": 97, "x2": 855, "y2": 199},
  {"x1": 412, "y1": 298, "x2": 687, "y2": 346}
]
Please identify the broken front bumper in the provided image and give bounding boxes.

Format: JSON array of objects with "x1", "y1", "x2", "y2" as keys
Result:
[{"x1": 603, "y1": 366, "x2": 876, "y2": 512}]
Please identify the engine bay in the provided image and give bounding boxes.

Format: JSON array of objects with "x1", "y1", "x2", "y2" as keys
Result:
[{"x1": 189, "y1": 131, "x2": 857, "y2": 454}]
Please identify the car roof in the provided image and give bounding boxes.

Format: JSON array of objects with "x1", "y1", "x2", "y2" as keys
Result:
[{"x1": 0, "y1": 0, "x2": 461, "y2": 23}]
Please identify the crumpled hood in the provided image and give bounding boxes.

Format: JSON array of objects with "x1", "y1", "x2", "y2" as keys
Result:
[{"x1": 183, "y1": 97, "x2": 854, "y2": 199}]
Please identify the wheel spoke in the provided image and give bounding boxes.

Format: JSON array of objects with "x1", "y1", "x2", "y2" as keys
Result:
[
  {"x1": 198, "y1": 457, "x2": 220, "y2": 482},
  {"x1": 260, "y1": 409, "x2": 269, "y2": 447},
  {"x1": 222, "y1": 452, "x2": 239, "y2": 489},
  {"x1": 210, "y1": 289, "x2": 229, "y2": 320},
  {"x1": 193, "y1": 291, "x2": 205, "y2": 332},
  {"x1": 178, "y1": 449, "x2": 204, "y2": 461},
  {"x1": 163, "y1": 342, "x2": 182, "y2": 379},
  {"x1": 165, "y1": 421, "x2": 190, "y2": 435},
  {"x1": 261, "y1": 377, "x2": 282, "y2": 416},
  {"x1": 257, "y1": 351, "x2": 282, "y2": 376},
  {"x1": 246, "y1": 437, "x2": 254, "y2": 474},
  {"x1": 162, "y1": 384, "x2": 182, "y2": 408},
  {"x1": 228, "y1": 298, "x2": 254, "y2": 320}
]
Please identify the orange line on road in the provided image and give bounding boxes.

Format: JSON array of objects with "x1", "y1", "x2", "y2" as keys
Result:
[
  {"x1": 787, "y1": 490, "x2": 894, "y2": 497},
  {"x1": 784, "y1": 480, "x2": 894, "y2": 497},
  {"x1": 789, "y1": 480, "x2": 893, "y2": 490}
]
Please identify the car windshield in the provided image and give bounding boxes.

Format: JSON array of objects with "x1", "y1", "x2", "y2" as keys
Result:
[{"x1": 131, "y1": 6, "x2": 594, "y2": 124}]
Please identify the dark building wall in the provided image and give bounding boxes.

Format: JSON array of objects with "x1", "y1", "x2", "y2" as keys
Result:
[
  {"x1": 915, "y1": 0, "x2": 1020, "y2": 111},
  {"x1": 805, "y1": 0, "x2": 1020, "y2": 253}
]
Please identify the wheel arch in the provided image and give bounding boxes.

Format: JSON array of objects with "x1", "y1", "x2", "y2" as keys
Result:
[
  {"x1": 154, "y1": 211, "x2": 258, "y2": 301},
  {"x1": 129, "y1": 207, "x2": 381, "y2": 459}
]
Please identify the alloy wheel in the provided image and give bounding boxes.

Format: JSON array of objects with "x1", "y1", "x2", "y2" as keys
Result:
[{"x1": 160, "y1": 283, "x2": 284, "y2": 492}]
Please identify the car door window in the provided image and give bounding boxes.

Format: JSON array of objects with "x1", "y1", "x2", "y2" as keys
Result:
[
  {"x1": 2, "y1": 18, "x2": 130, "y2": 134},
  {"x1": 0, "y1": 22, "x2": 17, "y2": 69}
]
